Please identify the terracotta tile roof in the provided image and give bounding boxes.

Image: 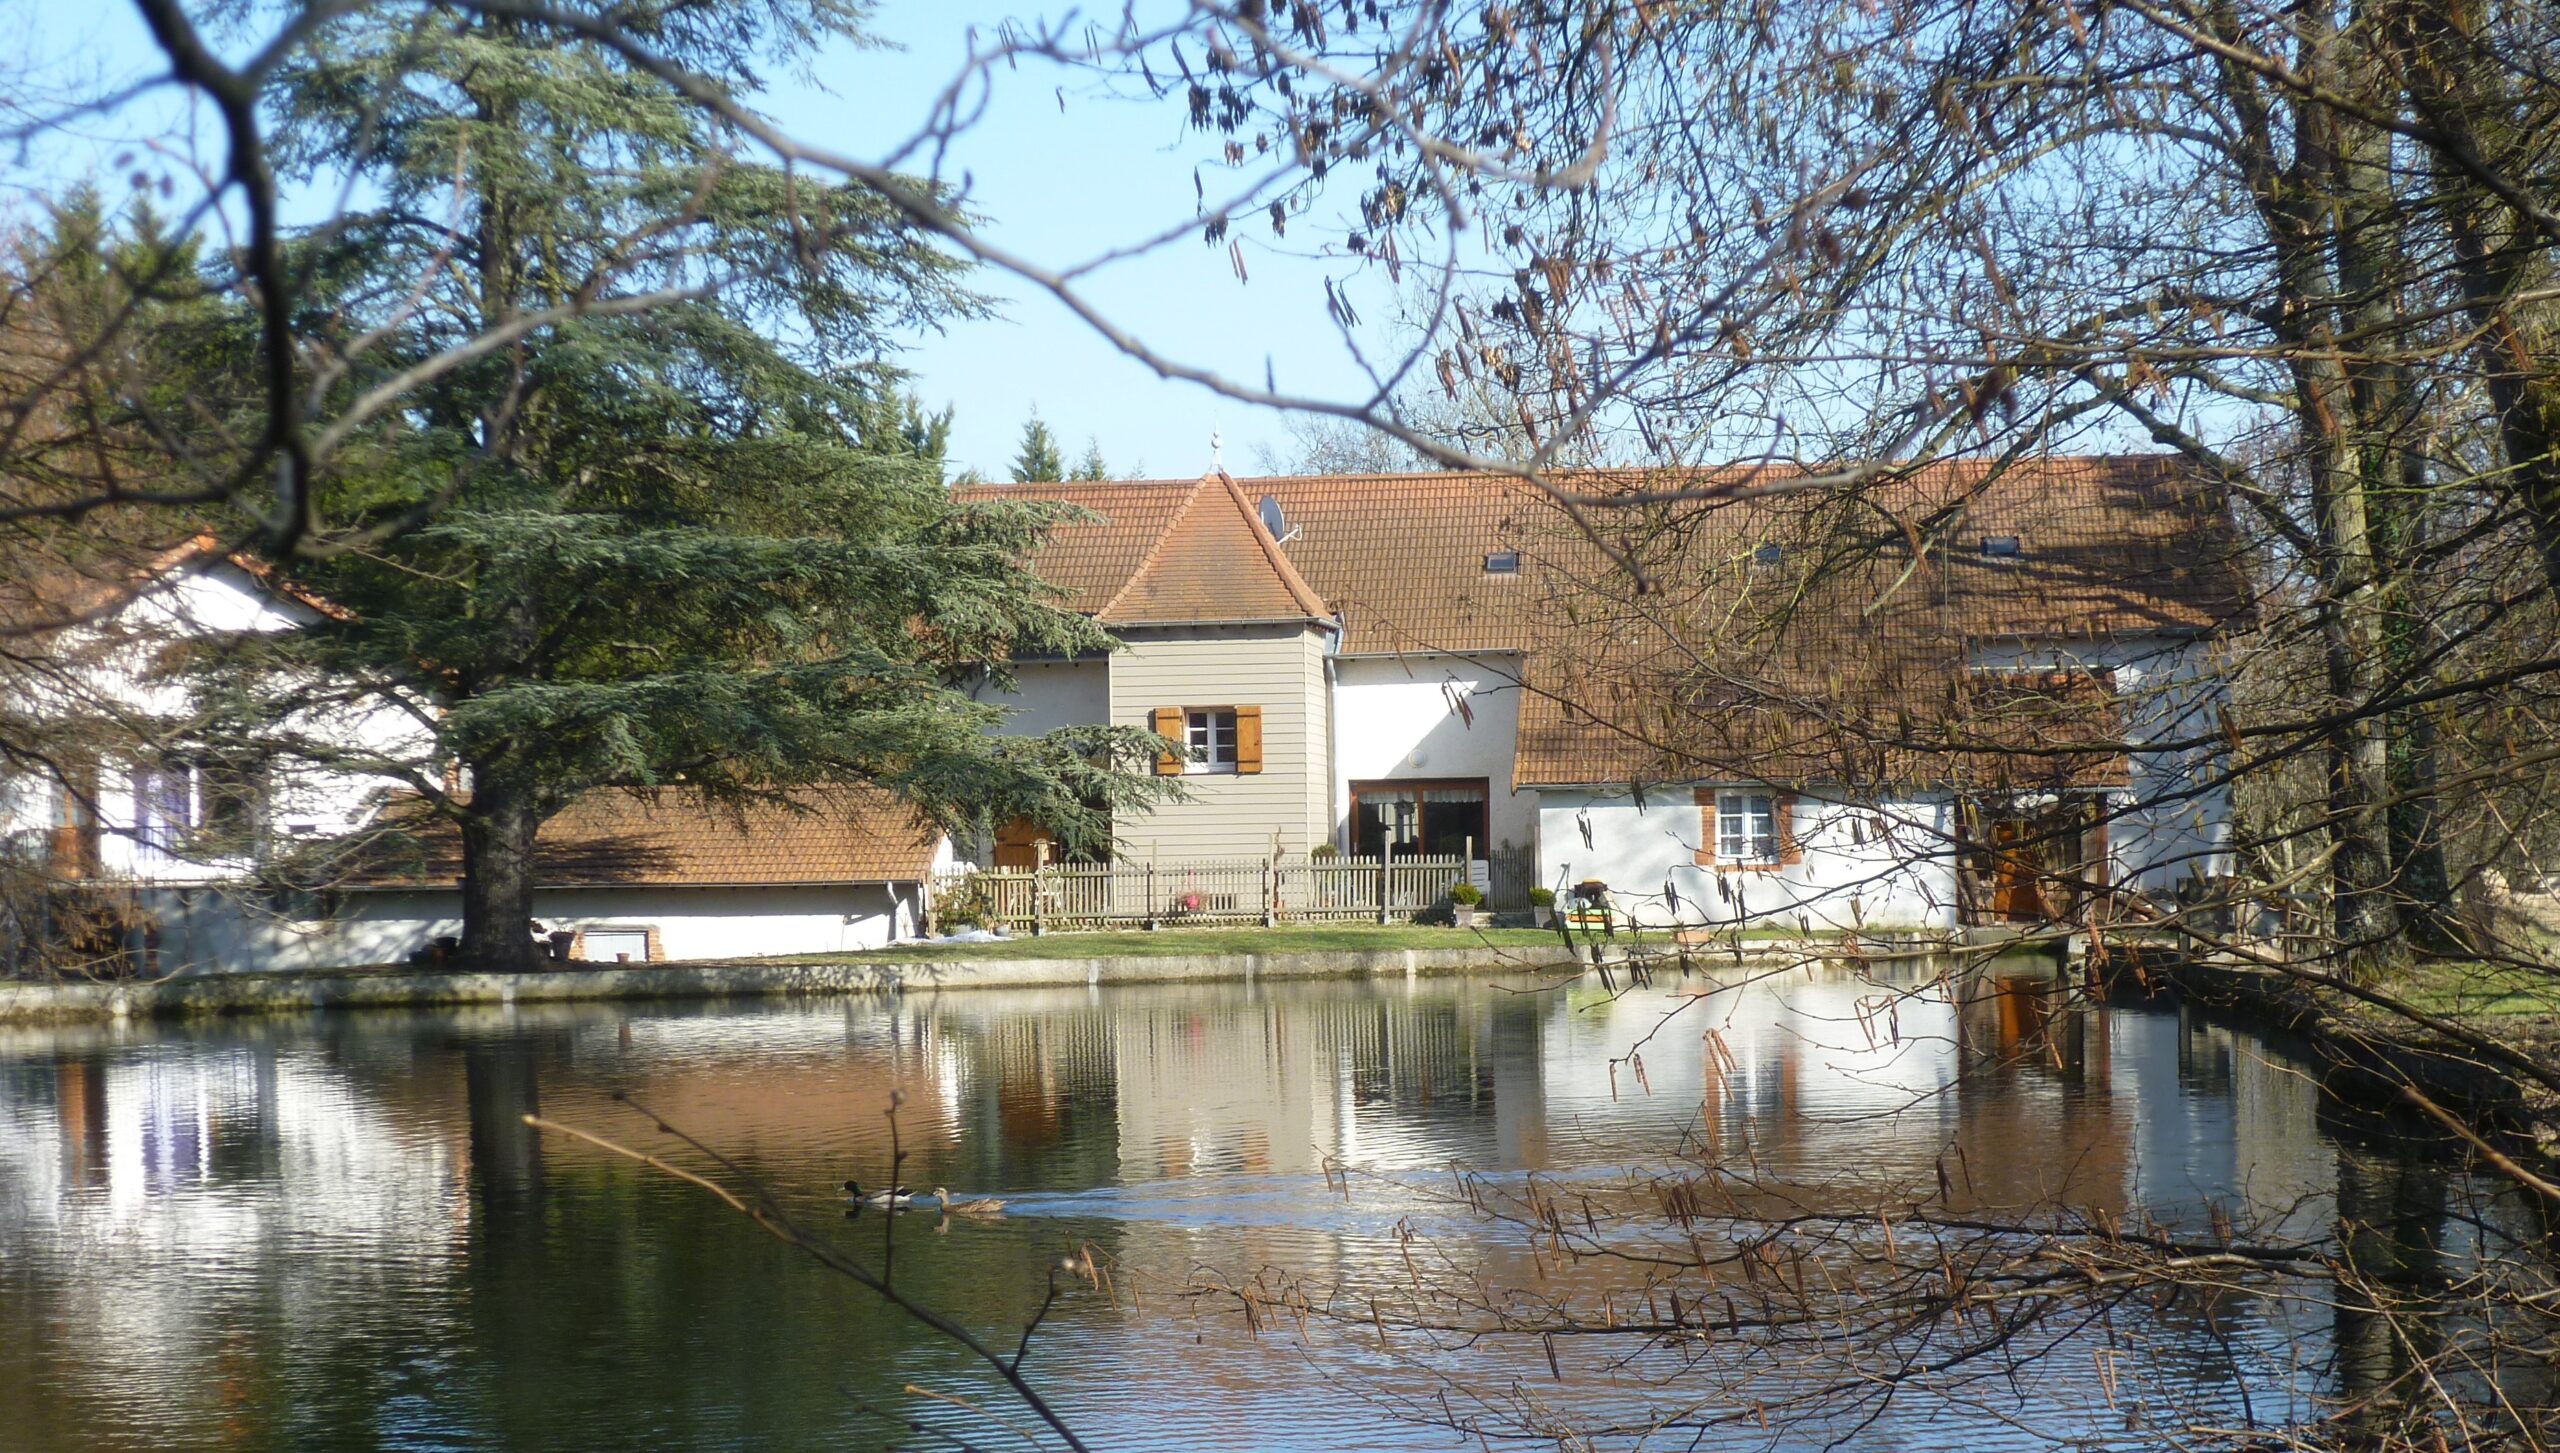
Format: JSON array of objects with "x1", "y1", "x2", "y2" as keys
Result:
[
  {"x1": 958, "y1": 474, "x2": 1329, "y2": 625},
  {"x1": 1495, "y1": 457, "x2": 2244, "y2": 787},
  {"x1": 346, "y1": 786, "x2": 942, "y2": 888},
  {"x1": 955, "y1": 479, "x2": 1197, "y2": 616},
  {"x1": 971, "y1": 456, "x2": 2251, "y2": 791},
  {"x1": 1099, "y1": 473, "x2": 1331, "y2": 624}
]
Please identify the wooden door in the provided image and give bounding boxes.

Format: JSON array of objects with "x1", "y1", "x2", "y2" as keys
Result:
[
  {"x1": 992, "y1": 817, "x2": 1053, "y2": 872},
  {"x1": 1988, "y1": 820, "x2": 2048, "y2": 921}
]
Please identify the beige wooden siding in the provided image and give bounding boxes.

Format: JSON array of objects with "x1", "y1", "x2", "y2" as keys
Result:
[{"x1": 1109, "y1": 625, "x2": 1330, "y2": 859}]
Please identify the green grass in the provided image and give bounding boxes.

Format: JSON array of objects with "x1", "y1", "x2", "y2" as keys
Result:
[
  {"x1": 795, "y1": 923, "x2": 1568, "y2": 963},
  {"x1": 2378, "y1": 960, "x2": 2560, "y2": 1018}
]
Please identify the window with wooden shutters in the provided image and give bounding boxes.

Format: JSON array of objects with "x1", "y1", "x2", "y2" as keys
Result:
[
  {"x1": 1697, "y1": 788, "x2": 1798, "y2": 870},
  {"x1": 1153, "y1": 706, "x2": 1263, "y2": 775}
]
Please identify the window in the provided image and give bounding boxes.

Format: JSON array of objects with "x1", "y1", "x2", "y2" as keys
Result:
[
  {"x1": 1186, "y1": 708, "x2": 1238, "y2": 772},
  {"x1": 1483, "y1": 550, "x2": 1521, "y2": 575},
  {"x1": 1752, "y1": 542, "x2": 1785, "y2": 568},
  {"x1": 1150, "y1": 706, "x2": 1261, "y2": 776},
  {"x1": 1717, "y1": 791, "x2": 1779, "y2": 865},
  {"x1": 134, "y1": 764, "x2": 194, "y2": 855},
  {"x1": 1351, "y1": 780, "x2": 1490, "y2": 858},
  {"x1": 581, "y1": 928, "x2": 651, "y2": 963},
  {"x1": 1980, "y1": 535, "x2": 2023, "y2": 559}
]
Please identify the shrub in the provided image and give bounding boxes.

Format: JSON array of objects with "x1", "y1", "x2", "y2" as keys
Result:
[
  {"x1": 1310, "y1": 843, "x2": 1341, "y2": 860},
  {"x1": 1447, "y1": 881, "x2": 1485, "y2": 907},
  {"x1": 1526, "y1": 886, "x2": 1556, "y2": 908}
]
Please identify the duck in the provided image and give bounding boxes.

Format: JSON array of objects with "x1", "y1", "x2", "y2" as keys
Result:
[
  {"x1": 934, "y1": 1187, "x2": 1007, "y2": 1217},
  {"x1": 842, "y1": 1180, "x2": 918, "y2": 1208}
]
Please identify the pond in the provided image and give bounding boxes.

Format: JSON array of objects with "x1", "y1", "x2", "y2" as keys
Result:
[{"x1": 0, "y1": 959, "x2": 2481, "y2": 1450}]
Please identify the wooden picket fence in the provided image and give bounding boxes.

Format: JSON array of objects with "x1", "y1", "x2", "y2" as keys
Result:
[{"x1": 932, "y1": 853, "x2": 1471, "y2": 933}]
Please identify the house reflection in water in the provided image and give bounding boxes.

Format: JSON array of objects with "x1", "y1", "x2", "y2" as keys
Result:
[{"x1": 0, "y1": 973, "x2": 2420, "y2": 1453}]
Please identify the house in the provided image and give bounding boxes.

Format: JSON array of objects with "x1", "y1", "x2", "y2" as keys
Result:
[
  {"x1": 963, "y1": 455, "x2": 2250, "y2": 933},
  {"x1": 309, "y1": 787, "x2": 947, "y2": 966},
  {"x1": 4, "y1": 453, "x2": 2248, "y2": 971},
  {"x1": 0, "y1": 544, "x2": 944, "y2": 973}
]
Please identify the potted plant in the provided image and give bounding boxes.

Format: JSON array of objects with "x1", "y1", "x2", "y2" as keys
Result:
[
  {"x1": 1527, "y1": 885, "x2": 1556, "y2": 928},
  {"x1": 1447, "y1": 880, "x2": 1486, "y2": 928}
]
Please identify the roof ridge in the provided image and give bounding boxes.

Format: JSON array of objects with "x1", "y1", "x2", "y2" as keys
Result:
[{"x1": 1091, "y1": 475, "x2": 1210, "y2": 622}]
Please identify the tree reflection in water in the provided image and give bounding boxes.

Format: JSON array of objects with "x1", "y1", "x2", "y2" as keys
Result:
[{"x1": 0, "y1": 963, "x2": 2549, "y2": 1451}]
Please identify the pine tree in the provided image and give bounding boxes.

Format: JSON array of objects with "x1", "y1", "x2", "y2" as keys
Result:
[
  {"x1": 194, "y1": 4, "x2": 1164, "y2": 970},
  {"x1": 1073, "y1": 439, "x2": 1109, "y2": 481},
  {"x1": 1010, "y1": 413, "x2": 1065, "y2": 483}
]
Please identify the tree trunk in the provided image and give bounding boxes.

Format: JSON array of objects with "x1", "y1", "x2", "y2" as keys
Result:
[
  {"x1": 2238, "y1": 4, "x2": 2405, "y2": 979},
  {"x1": 458, "y1": 778, "x2": 544, "y2": 972},
  {"x1": 2331, "y1": 12, "x2": 2459, "y2": 951}
]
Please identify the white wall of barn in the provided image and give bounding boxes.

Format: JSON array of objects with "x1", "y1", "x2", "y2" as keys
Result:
[
  {"x1": 1329, "y1": 653, "x2": 1536, "y2": 859},
  {"x1": 1968, "y1": 632, "x2": 2234, "y2": 892},
  {"x1": 1535, "y1": 787, "x2": 1963, "y2": 932},
  {"x1": 138, "y1": 883, "x2": 921, "y2": 974}
]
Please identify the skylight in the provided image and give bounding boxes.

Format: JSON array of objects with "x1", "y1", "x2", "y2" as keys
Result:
[
  {"x1": 1752, "y1": 543, "x2": 1785, "y2": 568},
  {"x1": 1484, "y1": 550, "x2": 1521, "y2": 575},
  {"x1": 1980, "y1": 535, "x2": 2023, "y2": 559}
]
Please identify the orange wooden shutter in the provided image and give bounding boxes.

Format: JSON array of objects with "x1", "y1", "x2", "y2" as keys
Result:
[
  {"x1": 1234, "y1": 705, "x2": 1264, "y2": 774},
  {"x1": 1777, "y1": 792, "x2": 1803, "y2": 865},
  {"x1": 1693, "y1": 787, "x2": 1717, "y2": 867},
  {"x1": 1150, "y1": 706, "x2": 1185, "y2": 776}
]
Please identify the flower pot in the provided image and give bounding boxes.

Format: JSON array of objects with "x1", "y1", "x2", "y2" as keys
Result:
[
  {"x1": 1451, "y1": 906, "x2": 1482, "y2": 929},
  {"x1": 1532, "y1": 907, "x2": 1552, "y2": 928}
]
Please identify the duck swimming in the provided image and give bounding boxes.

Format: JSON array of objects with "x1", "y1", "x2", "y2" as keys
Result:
[
  {"x1": 933, "y1": 1187, "x2": 1006, "y2": 1217},
  {"x1": 842, "y1": 1180, "x2": 917, "y2": 1208}
]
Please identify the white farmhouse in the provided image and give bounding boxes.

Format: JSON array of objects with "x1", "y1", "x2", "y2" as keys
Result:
[
  {"x1": 967, "y1": 456, "x2": 2248, "y2": 933},
  {"x1": 5, "y1": 455, "x2": 2248, "y2": 971}
]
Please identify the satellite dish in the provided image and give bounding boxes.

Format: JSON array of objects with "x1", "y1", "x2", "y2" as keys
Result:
[{"x1": 1257, "y1": 494, "x2": 1288, "y2": 539}]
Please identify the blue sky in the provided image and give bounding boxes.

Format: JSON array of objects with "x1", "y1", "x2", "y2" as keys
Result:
[
  {"x1": 15, "y1": 0, "x2": 1393, "y2": 481},
  {"x1": 767, "y1": 2, "x2": 1383, "y2": 481}
]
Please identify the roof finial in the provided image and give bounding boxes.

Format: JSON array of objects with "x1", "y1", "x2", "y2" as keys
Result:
[{"x1": 1211, "y1": 429, "x2": 1225, "y2": 471}]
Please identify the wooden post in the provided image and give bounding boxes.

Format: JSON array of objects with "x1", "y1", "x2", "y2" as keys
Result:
[
  {"x1": 1030, "y1": 864, "x2": 1045, "y2": 937},
  {"x1": 1146, "y1": 862, "x2": 1159, "y2": 931},
  {"x1": 1261, "y1": 860, "x2": 1276, "y2": 927},
  {"x1": 1379, "y1": 839, "x2": 1394, "y2": 924}
]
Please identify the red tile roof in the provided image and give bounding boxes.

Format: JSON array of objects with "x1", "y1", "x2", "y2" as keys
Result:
[
  {"x1": 971, "y1": 456, "x2": 2251, "y2": 790},
  {"x1": 957, "y1": 474, "x2": 1328, "y2": 626},
  {"x1": 347, "y1": 787, "x2": 942, "y2": 888}
]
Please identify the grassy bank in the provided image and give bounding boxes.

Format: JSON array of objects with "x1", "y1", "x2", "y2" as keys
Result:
[
  {"x1": 796, "y1": 923, "x2": 1567, "y2": 963},
  {"x1": 2369, "y1": 960, "x2": 2560, "y2": 1018}
]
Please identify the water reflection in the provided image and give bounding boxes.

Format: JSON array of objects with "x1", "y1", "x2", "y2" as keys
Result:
[{"x1": 0, "y1": 963, "x2": 2474, "y2": 1450}]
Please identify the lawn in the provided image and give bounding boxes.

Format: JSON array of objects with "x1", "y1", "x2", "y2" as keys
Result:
[
  {"x1": 797, "y1": 923, "x2": 1570, "y2": 963},
  {"x1": 2376, "y1": 960, "x2": 2560, "y2": 1018}
]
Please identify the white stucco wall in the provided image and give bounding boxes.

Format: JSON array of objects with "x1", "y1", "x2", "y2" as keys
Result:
[
  {"x1": 3, "y1": 560, "x2": 426, "y2": 879},
  {"x1": 1536, "y1": 787, "x2": 1963, "y2": 932},
  {"x1": 1970, "y1": 632, "x2": 2232, "y2": 893},
  {"x1": 1330, "y1": 653, "x2": 1535, "y2": 859},
  {"x1": 140, "y1": 882, "x2": 920, "y2": 974}
]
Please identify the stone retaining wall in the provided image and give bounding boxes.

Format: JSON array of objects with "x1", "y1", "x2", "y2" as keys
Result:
[{"x1": 0, "y1": 943, "x2": 1593, "y2": 1025}]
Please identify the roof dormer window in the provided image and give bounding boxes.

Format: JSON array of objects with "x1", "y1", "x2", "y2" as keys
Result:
[
  {"x1": 1484, "y1": 550, "x2": 1521, "y2": 575},
  {"x1": 1980, "y1": 535, "x2": 2023, "y2": 559}
]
